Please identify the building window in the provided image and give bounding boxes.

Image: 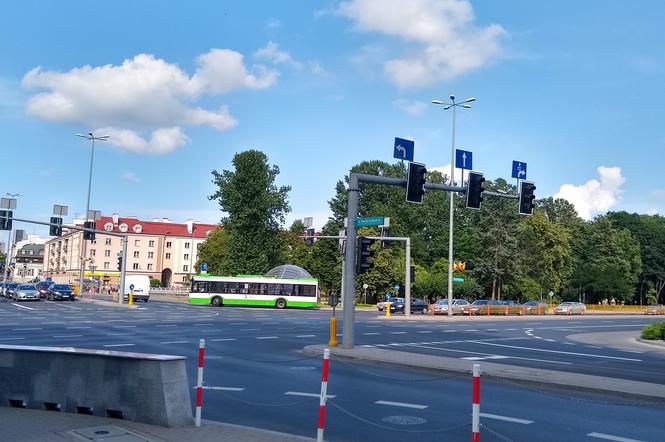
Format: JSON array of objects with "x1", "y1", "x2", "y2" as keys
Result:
[
  {"x1": 104, "y1": 222, "x2": 113, "y2": 231},
  {"x1": 166, "y1": 253, "x2": 171, "y2": 259},
  {"x1": 133, "y1": 224, "x2": 142, "y2": 233},
  {"x1": 148, "y1": 252, "x2": 154, "y2": 259},
  {"x1": 147, "y1": 264, "x2": 153, "y2": 270},
  {"x1": 183, "y1": 265, "x2": 189, "y2": 272},
  {"x1": 166, "y1": 241, "x2": 172, "y2": 248},
  {"x1": 185, "y1": 242, "x2": 190, "y2": 249},
  {"x1": 104, "y1": 262, "x2": 109, "y2": 269},
  {"x1": 105, "y1": 238, "x2": 112, "y2": 245},
  {"x1": 149, "y1": 240, "x2": 155, "y2": 247},
  {"x1": 105, "y1": 250, "x2": 110, "y2": 257},
  {"x1": 92, "y1": 239, "x2": 97, "y2": 244},
  {"x1": 133, "y1": 251, "x2": 139, "y2": 258},
  {"x1": 119, "y1": 223, "x2": 128, "y2": 232},
  {"x1": 90, "y1": 249, "x2": 96, "y2": 256},
  {"x1": 134, "y1": 240, "x2": 140, "y2": 247},
  {"x1": 184, "y1": 254, "x2": 189, "y2": 261},
  {"x1": 133, "y1": 263, "x2": 139, "y2": 270}
]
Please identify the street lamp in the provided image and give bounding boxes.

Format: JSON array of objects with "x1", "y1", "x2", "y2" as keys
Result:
[
  {"x1": 75, "y1": 132, "x2": 109, "y2": 299},
  {"x1": 432, "y1": 95, "x2": 476, "y2": 317},
  {"x1": 3, "y1": 193, "x2": 21, "y2": 282}
]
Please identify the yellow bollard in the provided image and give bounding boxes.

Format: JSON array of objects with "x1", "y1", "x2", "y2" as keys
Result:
[
  {"x1": 328, "y1": 316, "x2": 337, "y2": 347},
  {"x1": 129, "y1": 290, "x2": 133, "y2": 306},
  {"x1": 386, "y1": 302, "x2": 391, "y2": 317}
]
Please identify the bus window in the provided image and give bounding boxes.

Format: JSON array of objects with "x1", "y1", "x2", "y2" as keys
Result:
[
  {"x1": 194, "y1": 281, "x2": 208, "y2": 293},
  {"x1": 280, "y1": 284, "x2": 293, "y2": 296}
]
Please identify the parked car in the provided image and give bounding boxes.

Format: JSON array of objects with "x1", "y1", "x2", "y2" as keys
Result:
[
  {"x1": 36, "y1": 281, "x2": 54, "y2": 299},
  {"x1": 4, "y1": 282, "x2": 19, "y2": 299},
  {"x1": 388, "y1": 297, "x2": 430, "y2": 314},
  {"x1": 645, "y1": 304, "x2": 665, "y2": 315},
  {"x1": 463, "y1": 299, "x2": 496, "y2": 315},
  {"x1": 13, "y1": 284, "x2": 40, "y2": 302},
  {"x1": 523, "y1": 300, "x2": 548, "y2": 314},
  {"x1": 498, "y1": 300, "x2": 524, "y2": 315},
  {"x1": 554, "y1": 302, "x2": 586, "y2": 315},
  {"x1": 47, "y1": 284, "x2": 74, "y2": 301},
  {"x1": 377, "y1": 300, "x2": 388, "y2": 311},
  {"x1": 432, "y1": 298, "x2": 470, "y2": 315}
]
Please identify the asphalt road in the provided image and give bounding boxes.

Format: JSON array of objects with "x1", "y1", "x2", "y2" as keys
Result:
[{"x1": 0, "y1": 298, "x2": 663, "y2": 442}]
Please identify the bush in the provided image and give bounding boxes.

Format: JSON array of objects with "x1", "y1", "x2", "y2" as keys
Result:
[{"x1": 641, "y1": 322, "x2": 665, "y2": 340}]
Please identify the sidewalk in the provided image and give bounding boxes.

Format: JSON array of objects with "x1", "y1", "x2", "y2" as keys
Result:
[{"x1": 0, "y1": 406, "x2": 314, "y2": 442}]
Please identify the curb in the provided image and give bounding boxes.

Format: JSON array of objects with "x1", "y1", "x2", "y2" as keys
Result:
[
  {"x1": 88, "y1": 299, "x2": 138, "y2": 309},
  {"x1": 303, "y1": 344, "x2": 665, "y2": 403},
  {"x1": 636, "y1": 337, "x2": 665, "y2": 348}
]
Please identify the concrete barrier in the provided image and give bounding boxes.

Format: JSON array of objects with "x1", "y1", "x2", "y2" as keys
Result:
[{"x1": 0, "y1": 345, "x2": 193, "y2": 427}]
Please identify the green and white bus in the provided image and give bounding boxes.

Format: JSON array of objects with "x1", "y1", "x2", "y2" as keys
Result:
[{"x1": 189, "y1": 274, "x2": 319, "y2": 308}]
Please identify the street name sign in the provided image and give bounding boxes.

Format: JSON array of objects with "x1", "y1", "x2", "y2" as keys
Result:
[
  {"x1": 356, "y1": 216, "x2": 385, "y2": 227},
  {"x1": 455, "y1": 149, "x2": 473, "y2": 170},
  {"x1": 452, "y1": 277, "x2": 465, "y2": 283},
  {"x1": 512, "y1": 161, "x2": 527, "y2": 179},
  {"x1": 393, "y1": 137, "x2": 415, "y2": 162}
]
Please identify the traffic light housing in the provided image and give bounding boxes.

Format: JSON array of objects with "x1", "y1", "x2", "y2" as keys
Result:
[
  {"x1": 356, "y1": 237, "x2": 376, "y2": 274},
  {"x1": 466, "y1": 171, "x2": 486, "y2": 210},
  {"x1": 519, "y1": 181, "x2": 537, "y2": 215},
  {"x1": 83, "y1": 221, "x2": 95, "y2": 241},
  {"x1": 380, "y1": 228, "x2": 391, "y2": 249},
  {"x1": 49, "y1": 217, "x2": 63, "y2": 236},
  {"x1": 117, "y1": 255, "x2": 123, "y2": 271},
  {"x1": 0, "y1": 210, "x2": 13, "y2": 231},
  {"x1": 305, "y1": 228, "x2": 315, "y2": 246},
  {"x1": 406, "y1": 162, "x2": 427, "y2": 204}
]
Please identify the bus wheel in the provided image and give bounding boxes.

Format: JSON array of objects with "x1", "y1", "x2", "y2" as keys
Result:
[
  {"x1": 211, "y1": 296, "x2": 223, "y2": 307},
  {"x1": 275, "y1": 299, "x2": 286, "y2": 309}
]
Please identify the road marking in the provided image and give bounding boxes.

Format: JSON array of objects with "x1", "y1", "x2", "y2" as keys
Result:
[
  {"x1": 417, "y1": 331, "x2": 433, "y2": 334},
  {"x1": 66, "y1": 326, "x2": 91, "y2": 329},
  {"x1": 485, "y1": 329, "x2": 498, "y2": 331},
  {"x1": 195, "y1": 386, "x2": 246, "y2": 391},
  {"x1": 296, "y1": 335, "x2": 316, "y2": 338},
  {"x1": 105, "y1": 333, "x2": 128, "y2": 336},
  {"x1": 0, "y1": 337, "x2": 25, "y2": 341},
  {"x1": 241, "y1": 328, "x2": 261, "y2": 331},
  {"x1": 462, "y1": 355, "x2": 509, "y2": 361},
  {"x1": 545, "y1": 339, "x2": 556, "y2": 342},
  {"x1": 229, "y1": 322, "x2": 247, "y2": 325},
  {"x1": 468, "y1": 341, "x2": 642, "y2": 361},
  {"x1": 103, "y1": 343, "x2": 135, "y2": 347},
  {"x1": 196, "y1": 323, "x2": 214, "y2": 326},
  {"x1": 504, "y1": 328, "x2": 517, "y2": 331},
  {"x1": 211, "y1": 338, "x2": 237, "y2": 342},
  {"x1": 156, "y1": 324, "x2": 177, "y2": 327},
  {"x1": 161, "y1": 340, "x2": 189, "y2": 344},
  {"x1": 390, "y1": 331, "x2": 407, "y2": 334},
  {"x1": 587, "y1": 432, "x2": 645, "y2": 442},
  {"x1": 587, "y1": 345, "x2": 603, "y2": 349},
  {"x1": 256, "y1": 336, "x2": 278, "y2": 339},
  {"x1": 375, "y1": 400, "x2": 428, "y2": 410},
  {"x1": 464, "y1": 329, "x2": 479, "y2": 332},
  {"x1": 363, "y1": 332, "x2": 380, "y2": 335},
  {"x1": 12, "y1": 304, "x2": 35, "y2": 310},
  {"x1": 53, "y1": 334, "x2": 84, "y2": 338},
  {"x1": 12, "y1": 327, "x2": 42, "y2": 331},
  {"x1": 43, "y1": 321, "x2": 67, "y2": 325},
  {"x1": 285, "y1": 391, "x2": 336, "y2": 399},
  {"x1": 405, "y1": 344, "x2": 572, "y2": 365},
  {"x1": 112, "y1": 325, "x2": 137, "y2": 328},
  {"x1": 479, "y1": 413, "x2": 533, "y2": 424}
]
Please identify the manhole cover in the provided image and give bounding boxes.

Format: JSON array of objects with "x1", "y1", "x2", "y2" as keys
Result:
[
  {"x1": 94, "y1": 430, "x2": 110, "y2": 435},
  {"x1": 382, "y1": 415, "x2": 427, "y2": 425}
]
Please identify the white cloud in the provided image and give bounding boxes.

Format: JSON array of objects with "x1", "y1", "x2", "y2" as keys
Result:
[
  {"x1": 254, "y1": 42, "x2": 327, "y2": 76},
  {"x1": 393, "y1": 99, "x2": 427, "y2": 115},
  {"x1": 121, "y1": 171, "x2": 141, "y2": 183},
  {"x1": 22, "y1": 49, "x2": 277, "y2": 153},
  {"x1": 554, "y1": 166, "x2": 625, "y2": 220},
  {"x1": 338, "y1": 0, "x2": 505, "y2": 88},
  {"x1": 266, "y1": 18, "x2": 281, "y2": 30},
  {"x1": 430, "y1": 164, "x2": 465, "y2": 185}
]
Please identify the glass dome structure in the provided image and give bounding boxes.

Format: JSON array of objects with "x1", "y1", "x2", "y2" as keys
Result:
[{"x1": 265, "y1": 264, "x2": 312, "y2": 279}]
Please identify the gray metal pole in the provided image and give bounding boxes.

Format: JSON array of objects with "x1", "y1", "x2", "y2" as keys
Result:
[
  {"x1": 342, "y1": 174, "x2": 359, "y2": 349},
  {"x1": 5, "y1": 229, "x2": 11, "y2": 281},
  {"x1": 119, "y1": 236, "x2": 127, "y2": 304},
  {"x1": 447, "y1": 105, "x2": 456, "y2": 317},
  {"x1": 405, "y1": 238, "x2": 411, "y2": 316},
  {"x1": 79, "y1": 136, "x2": 95, "y2": 300}
]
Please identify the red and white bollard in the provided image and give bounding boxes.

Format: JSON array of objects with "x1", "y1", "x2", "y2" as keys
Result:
[
  {"x1": 317, "y1": 348, "x2": 331, "y2": 442},
  {"x1": 472, "y1": 363, "x2": 480, "y2": 442},
  {"x1": 195, "y1": 338, "x2": 205, "y2": 427}
]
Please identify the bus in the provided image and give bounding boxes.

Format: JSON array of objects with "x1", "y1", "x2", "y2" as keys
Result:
[{"x1": 189, "y1": 274, "x2": 319, "y2": 308}]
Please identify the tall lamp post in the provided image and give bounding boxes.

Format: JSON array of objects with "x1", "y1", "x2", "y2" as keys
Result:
[
  {"x1": 3, "y1": 193, "x2": 21, "y2": 282},
  {"x1": 75, "y1": 132, "x2": 109, "y2": 299},
  {"x1": 432, "y1": 95, "x2": 476, "y2": 317}
]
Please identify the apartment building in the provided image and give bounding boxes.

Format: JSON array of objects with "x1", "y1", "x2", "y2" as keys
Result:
[{"x1": 43, "y1": 214, "x2": 218, "y2": 287}]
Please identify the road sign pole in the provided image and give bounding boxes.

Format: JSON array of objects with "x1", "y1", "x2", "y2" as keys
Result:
[
  {"x1": 405, "y1": 238, "x2": 411, "y2": 316},
  {"x1": 342, "y1": 174, "x2": 359, "y2": 349},
  {"x1": 118, "y1": 237, "x2": 127, "y2": 305},
  {"x1": 447, "y1": 104, "x2": 456, "y2": 318}
]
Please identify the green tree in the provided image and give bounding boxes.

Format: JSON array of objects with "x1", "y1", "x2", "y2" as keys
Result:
[
  {"x1": 289, "y1": 219, "x2": 305, "y2": 234},
  {"x1": 195, "y1": 228, "x2": 227, "y2": 274},
  {"x1": 209, "y1": 150, "x2": 291, "y2": 274}
]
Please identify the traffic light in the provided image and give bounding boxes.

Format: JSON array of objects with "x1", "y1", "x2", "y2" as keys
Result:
[
  {"x1": 0, "y1": 210, "x2": 13, "y2": 230},
  {"x1": 49, "y1": 217, "x2": 63, "y2": 236},
  {"x1": 356, "y1": 237, "x2": 376, "y2": 274},
  {"x1": 305, "y1": 228, "x2": 315, "y2": 246},
  {"x1": 406, "y1": 162, "x2": 427, "y2": 204},
  {"x1": 83, "y1": 221, "x2": 95, "y2": 241},
  {"x1": 519, "y1": 181, "x2": 537, "y2": 215},
  {"x1": 466, "y1": 171, "x2": 486, "y2": 210},
  {"x1": 380, "y1": 228, "x2": 391, "y2": 249},
  {"x1": 410, "y1": 265, "x2": 416, "y2": 283},
  {"x1": 117, "y1": 255, "x2": 123, "y2": 271}
]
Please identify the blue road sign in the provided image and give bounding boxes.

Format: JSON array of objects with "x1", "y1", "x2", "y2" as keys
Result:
[
  {"x1": 129, "y1": 284, "x2": 135, "y2": 291},
  {"x1": 393, "y1": 137, "x2": 414, "y2": 162},
  {"x1": 512, "y1": 160, "x2": 527, "y2": 179},
  {"x1": 385, "y1": 293, "x2": 391, "y2": 301},
  {"x1": 201, "y1": 263, "x2": 208, "y2": 272},
  {"x1": 394, "y1": 284, "x2": 400, "y2": 291},
  {"x1": 455, "y1": 149, "x2": 473, "y2": 170}
]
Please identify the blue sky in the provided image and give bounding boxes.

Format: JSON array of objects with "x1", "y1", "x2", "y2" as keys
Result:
[{"x1": 2, "y1": 0, "x2": 665, "y2": 236}]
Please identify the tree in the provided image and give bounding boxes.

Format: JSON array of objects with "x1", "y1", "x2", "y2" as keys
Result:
[
  {"x1": 289, "y1": 219, "x2": 305, "y2": 234},
  {"x1": 209, "y1": 150, "x2": 291, "y2": 275},
  {"x1": 195, "y1": 228, "x2": 227, "y2": 274}
]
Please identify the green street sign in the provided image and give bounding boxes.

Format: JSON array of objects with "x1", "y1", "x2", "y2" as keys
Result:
[
  {"x1": 452, "y1": 277, "x2": 465, "y2": 283},
  {"x1": 356, "y1": 216, "x2": 385, "y2": 227}
]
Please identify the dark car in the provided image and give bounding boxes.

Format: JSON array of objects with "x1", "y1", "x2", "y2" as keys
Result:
[
  {"x1": 36, "y1": 281, "x2": 54, "y2": 299},
  {"x1": 390, "y1": 297, "x2": 430, "y2": 314},
  {"x1": 4, "y1": 282, "x2": 19, "y2": 299},
  {"x1": 523, "y1": 300, "x2": 548, "y2": 314},
  {"x1": 47, "y1": 284, "x2": 74, "y2": 301}
]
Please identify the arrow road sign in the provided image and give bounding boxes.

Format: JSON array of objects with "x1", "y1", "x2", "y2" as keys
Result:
[
  {"x1": 512, "y1": 161, "x2": 527, "y2": 179},
  {"x1": 393, "y1": 137, "x2": 415, "y2": 162},
  {"x1": 455, "y1": 149, "x2": 473, "y2": 170}
]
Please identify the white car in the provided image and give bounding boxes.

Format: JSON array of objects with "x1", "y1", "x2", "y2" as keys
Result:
[
  {"x1": 14, "y1": 284, "x2": 40, "y2": 302},
  {"x1": 554, "y1": 302, "x2": 586, "y2": 315},
  {"x1": 432, "y1": 298, "x2": 470, "y2": 315}
]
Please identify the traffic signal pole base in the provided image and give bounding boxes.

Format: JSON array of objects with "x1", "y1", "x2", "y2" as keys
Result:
[{"x1": 328, "y1": 316, "x2": 337, "y2": 347}]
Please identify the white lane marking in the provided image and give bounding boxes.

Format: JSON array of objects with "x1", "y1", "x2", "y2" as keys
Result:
[
  {"x1": 296, "y1": 335, "x2": 317, "y2": 338},
  {"x1": 545, "y1": 339, "x2": 556, "y2": 342},
  {"x1": 156, "y1": 324, "x2": 177, "y2": 327},
  {"x1": 12, "y1": 304, "x2": 35, "y2": 310},
  {"x1": 43, "y1": 321, "x2": 67, "y2": 325},
  {"x1": 111, "y1": 325, "x2": 137, "y2": 328},
  {"x1": 285, "y1": 391, "x2": 337, "y2": 399},
  {"x1": 105, "y1": 333, "x2": 127, "y2": 336},
  {"x1": 161, "y1": 341, "x2": 189, "y2": 344},
  {"x1": 229, "y1": 322, "x2": 247, "y2": 325},
  {"x1": 504, "y1": 328, "x2": 517, "y2": 331},
  {"x1": 375, "y1": 400, "x2": 428, "y2": 410},
  {"x1": 485, "y1": 329, "x2": 498, "y2": 331},
  {"x1": 479, "y1": 413, "x2": 533, "y2": 424},
  {"x1": 363, "y1": 332, "x2": 380, "y2": 335},
  {"x1": 256, "y1": 336, "x2": 278, "y2": 339},
  {"x1": 468, "y1": 341, "x2": 642, "y2": 361},
  {"x1": 406, "y1": 344, "x2": 572, "y2": 365},
  {"x1": 587, "y1": 432, "x2": 645, "y2": 442},
  {"x1": 587, "y1": 345, "x2": 603, "y2": 349},
  {"x1": 211, "y1": 338, "x2": 237, "y2": 342},
  {"x1": 462, "y1": 355, "x2": 509, "y2": 361},
  {"x1": 464, "y1": 329, "x2": 479, "y2": 332},
  {"x1": 241, "y1": 328, "x2": 261, "y2": 331},
  {"x1": 196, "y1": 323, "x2": 214, "y2": 326},
  {"x1": 53, "y1": 303, "x2": 82, "y2": 310},
  {"x1": 53, "y1": 334, "x2": 84, "y2": 338},
  {"x1": 526, "y1": 322, "x2": 542, "y2": 324},
  {"x1": 66, "y1": 326, "x2": 91, "y2": 329},
  {"x1": 390, "y1": 331, "x2": 407, "y2": 335},
  {"x1": 417, "y1": 331, "x2": 433, "y2": 334},
  {"x1": 194, "y1": 386, "x2": 246, "y2": 391},
  {"x1": 103, "y1": 343, "x2": 135, "y2": 347},
  {"x1": 12, "y1": 327, "x2": 42, "y2": 331},
  {"x1": 0, "y1": 337, "x2": 25, "y2": 341}
]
